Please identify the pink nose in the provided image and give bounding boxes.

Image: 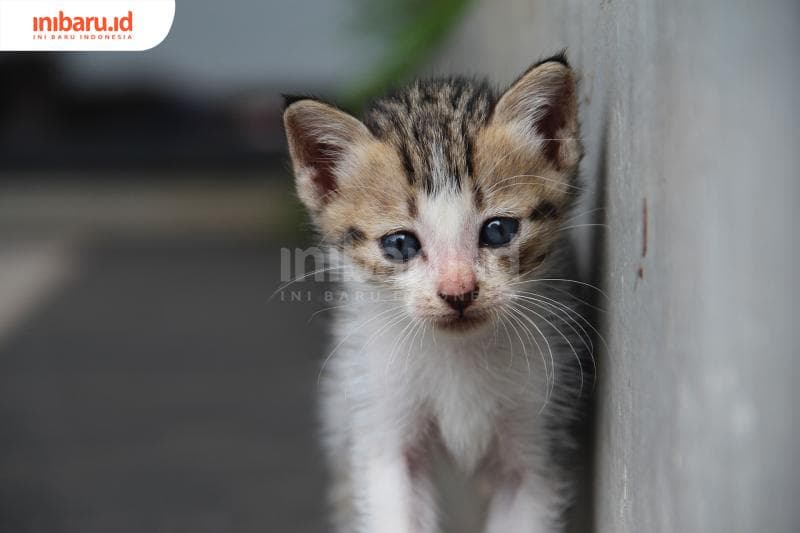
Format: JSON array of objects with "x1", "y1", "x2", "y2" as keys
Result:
[{"x1": 437, "y1": 264, "x2": 478, "y2": 313}]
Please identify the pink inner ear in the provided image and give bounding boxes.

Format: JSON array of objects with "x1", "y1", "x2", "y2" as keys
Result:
[
  {"x1": 305, "y1": 140, "x2": 340, "y2": 200},
  {"x1": 534, "y1": 79, "x2": 573, "y2": 164},
  {"x1": 286, "y1": 116, "x2": 340, "y2": 201}
]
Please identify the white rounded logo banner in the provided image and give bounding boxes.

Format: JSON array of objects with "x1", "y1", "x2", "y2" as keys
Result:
[{"x1": 0, "y1": 0, "x2": 175, "y2": 51}]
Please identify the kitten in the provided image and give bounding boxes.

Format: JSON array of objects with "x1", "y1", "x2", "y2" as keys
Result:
[{"x1": 283, "y1": 54, "x2": 591, "y2": 533}]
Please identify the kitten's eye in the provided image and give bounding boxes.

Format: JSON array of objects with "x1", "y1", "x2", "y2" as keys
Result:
[
  {"x1": 381, "y1": 232, "x2": 422, "y2": 262},
  {"x1": 479, "y1": 217, "x2": 520, "y2": 247}
]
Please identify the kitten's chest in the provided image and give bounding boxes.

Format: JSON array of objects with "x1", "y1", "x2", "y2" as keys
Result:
[{"x1": 420, "y1": 354, "x2": 501, "y2": 473}]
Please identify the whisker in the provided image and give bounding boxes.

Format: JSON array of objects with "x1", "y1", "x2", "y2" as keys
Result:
[
  {"x1": 513, "y1": 294, "x2": 594, "y2": 356},
  {"x1": 561, "y1": 206, "x2": 607, "y2": 226},
  {"x1": 317, "y1": 306, "x2": 405, "y2": 385},
  {"x1": 403, "y1": 319, "x2": 428, "y2": 375},
  {"x1": 385, "y1": 315, "x2": 419, "y2": 378},
  {"x1": 306, "y1": 297, "x2": 403, "y2": 324},
  {"x1": 509, "y1": 298, "x2": 587, "y2": 397},
  {"x1": 486, "y1": 174, "x2": 586, "y2": 194},
  {"x1": 356, "y1": 309, "x2": 410, "y2": 360},
  {"x1": 505, "y1": 304, "x2": 553, "y2": 406},
  {"x1": 506, "y1": 302, "x2": 557, "y2": 403},
  {"x1": 514, "y1": 290, "x2": 609, "y2": 354},
  {"x1": 502, "y1": 307, "x2": 534, "y2": 383},
  {"x1": 515, "y1": 284, "x2": 606, "y2": 314},
  {"x1": 269, "y1": 264, "x2": 355, "y2": 301},
  {"x1": 529, "y1": 296, "x2": 599, "y2": 392},
  {"x1": 488, "y1": 182, "x2": 572, "y2": 195},
  {"x1": 558, "y1": 223, "x2": 608, "y2": 232},
  {"x1": 480, "y1": 140, "x2": 537, "y2": 181},
  {"x1": 497, "y1": 310, "x2": 516, "y2": 370},
  {"x1": 508, "y1": 278, "x2": 609, "y2": 299},
  {"x1": 479, "y1": 133, "x2": 584, "y2": 185}
]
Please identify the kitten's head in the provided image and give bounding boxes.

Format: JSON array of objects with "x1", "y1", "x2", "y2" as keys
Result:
[{"x1": 284, "y1": 55, "x2": 581, "y2": 333}]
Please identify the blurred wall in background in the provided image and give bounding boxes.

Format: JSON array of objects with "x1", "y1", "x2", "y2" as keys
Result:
[
  {"x1": 0, "y1": 0, "x2": 390, "y2": 170},
  {"x1": 431, "y1": 1, "x2": 799, "y2": 532}
]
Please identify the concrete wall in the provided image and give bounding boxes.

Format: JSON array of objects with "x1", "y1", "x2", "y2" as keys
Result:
[{"x1": 432, "y1": 1, "x2": 799, "y2": 531}]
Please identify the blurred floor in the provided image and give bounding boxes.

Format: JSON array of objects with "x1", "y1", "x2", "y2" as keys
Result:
[{"x1": 0, "y1": 180, "x2": 329, "y2": 532}]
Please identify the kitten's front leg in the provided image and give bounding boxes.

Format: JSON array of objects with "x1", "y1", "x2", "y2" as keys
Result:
[
  {"x1": 483, "y1": 472, "x2": 562, "y2": 533},
  {"x1": 354, "y1": 442, "x2": 438, "y2": 533}
]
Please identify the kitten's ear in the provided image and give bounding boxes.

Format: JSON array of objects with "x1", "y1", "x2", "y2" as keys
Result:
[
  {"x1": 492, "y1": 55, "x2": 580, "y2": 169},
  {"x1": 283, "y1": 98, "x2": 372, "y2": 212}
]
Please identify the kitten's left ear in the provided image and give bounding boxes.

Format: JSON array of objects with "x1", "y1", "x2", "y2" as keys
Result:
[
  {"x1": 492, "y1": 54, "x2": 581, "y2": 170},
  {"x1": 283, "y1": 98, "x2": 373, "y2": 213}
]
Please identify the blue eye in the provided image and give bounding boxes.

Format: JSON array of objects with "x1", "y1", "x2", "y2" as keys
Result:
[
  {"x1": 480, "y1": 217, "x2": 520, "y2": 247},
  {"x1": 381, "y1": 232, "x2": 422, "y2": 262}
]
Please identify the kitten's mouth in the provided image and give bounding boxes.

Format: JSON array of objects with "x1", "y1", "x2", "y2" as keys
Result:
[{"x1": 432, "y1": 311, "x2": 491, "y2": 332}]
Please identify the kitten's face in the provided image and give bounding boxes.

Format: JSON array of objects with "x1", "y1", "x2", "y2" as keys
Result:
[{"x1": 284, "y1": 58, "x2": 581, "y2": 333}]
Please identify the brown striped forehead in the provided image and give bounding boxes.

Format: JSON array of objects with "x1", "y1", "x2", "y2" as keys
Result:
[
  {"x1": 473, "y1": 122, "x2": 577, "y2": 214},
  {"x1": 363, "y1": 78, "x2": 496, "y2": 195},
  {"x1": 319, "y1": 140, "x2": 417, "y2": 239}
]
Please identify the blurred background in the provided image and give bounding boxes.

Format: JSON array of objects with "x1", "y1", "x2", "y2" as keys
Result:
[
  {"x1": 1, "y1": 1, "x2": 798, "y2": 532},
  {"x1": 1, "y1": 1, "x2": 475, "y2": 532}
]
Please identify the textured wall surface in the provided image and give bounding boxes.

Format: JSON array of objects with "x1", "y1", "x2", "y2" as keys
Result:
[{"x1": 432, "y1": 1, "x2": 799, "y2": 531}]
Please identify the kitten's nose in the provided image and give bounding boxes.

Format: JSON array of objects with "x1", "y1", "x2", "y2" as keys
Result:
[
  {"x1": 437, "y1": 264, "x2": 478, "y2": 313},
  {"x1": 438, "y1": 287, "x2": 479, "y2": 313}
]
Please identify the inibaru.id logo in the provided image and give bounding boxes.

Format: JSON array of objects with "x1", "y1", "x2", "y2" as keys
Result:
[
  {"x1": 0, "y1": 0, "x2": 173, "y2": 51},
  {"x1": 32, "y1": 10, "x2": 134, "y2": 40}
]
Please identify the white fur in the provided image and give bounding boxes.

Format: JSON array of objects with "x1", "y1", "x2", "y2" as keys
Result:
[
  {"x1": 287, "y1": 68, "x2": 585, "y2": 533},
  {"x1": 319, "y1": 219, "x2": 583, "y2": 533}
]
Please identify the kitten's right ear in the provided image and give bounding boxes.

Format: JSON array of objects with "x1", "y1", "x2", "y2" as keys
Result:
[
  {"x1": 283, "y1": 98, "x2": 372, "y2": 212},
  {"x1": 491, "y1": 55, "x2": 580, "y2": 170}
]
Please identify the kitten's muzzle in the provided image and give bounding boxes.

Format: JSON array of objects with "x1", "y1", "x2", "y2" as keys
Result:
[
  {"x1": 436, "y1": 260, "x2": 478, "y2": 315},
  {"x1": 438, "y1": 286, "x2": 479, "y2": 314}
]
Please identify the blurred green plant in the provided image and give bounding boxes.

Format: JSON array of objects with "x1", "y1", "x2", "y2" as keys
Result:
[{"x1": 340, "y1": 0, "x2": 474, "y2": 112}]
